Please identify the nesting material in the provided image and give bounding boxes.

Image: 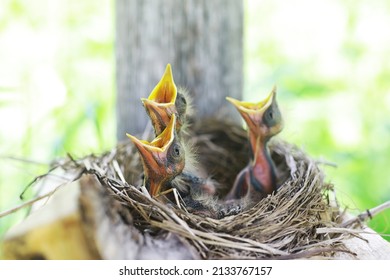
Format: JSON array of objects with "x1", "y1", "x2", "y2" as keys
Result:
[{"x1": 32, "y1": 117, "x2": 359, "y2": 260}]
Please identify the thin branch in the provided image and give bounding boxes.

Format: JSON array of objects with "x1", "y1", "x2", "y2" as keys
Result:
[
  {"x1": 267, "y1": 247, "x2": 355, "y2": 260},
  {"x1": 0, "y1": 155, "x2": 50, "y2": 166},
  {"x1": 19, "y1": 165, "x2": 60, "y2": 199},
  {"x1": 0, "y1": 190, "x2": 56, "y2": 219},
  {"x1": 1, "y1": 169, "x2": 84, "y2": 219},
  {"x1": 314, "y1": 158, "x2": 338, "y2": 168},
  {"x1": 341, "y1": 200, "x2": 390, "y2": 228},
  {"x1": 112, "y1": 160, "x2": 126, "y2": 183},
  {"x1": 316, "y1": 227, "x2": 368, "y2": 235}
]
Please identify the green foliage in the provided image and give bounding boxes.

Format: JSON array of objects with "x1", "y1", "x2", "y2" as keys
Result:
[
  {"x1": 0, "y1": 0, "x2": 115, "y2": 239},
  {"x1": 244, "y1": 0, "x2": 390, "y2": 240},
  {"x1": 0, "y1": 0, "x2": 389, "y2": 245}
]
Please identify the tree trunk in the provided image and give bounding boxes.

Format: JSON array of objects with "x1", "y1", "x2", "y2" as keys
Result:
[{"x1": 115, "y1": 0, "x2": 243, "y2": 139}]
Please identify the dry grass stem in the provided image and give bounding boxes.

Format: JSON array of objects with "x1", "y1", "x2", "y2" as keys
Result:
[{"x1": 3, "y1": 119, "x2": 376, "y2": 259}]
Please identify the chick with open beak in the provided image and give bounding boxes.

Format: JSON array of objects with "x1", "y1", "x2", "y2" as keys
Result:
[
  {"x1": 140, "y1": 64, "x2": 216, "y2": 199},
  {"x1": 127, "y1": 114, "x2": 185, "y2": 198},
  {"x1": 141, "y1": 64, "x2": 188, "y2": 137},
  {"x1": 225, "y1": 86, "x2": 283, "y2": 202}
]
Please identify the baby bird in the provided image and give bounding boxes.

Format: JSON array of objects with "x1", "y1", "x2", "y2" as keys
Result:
[
  {"x1": 141, "y1": 63, "x2": 189, "y2": 137},
  {"x1": 140, "y1": 64, "x2": 216, "y2": 198},
  {"x1": 127, "y1": 115, "x2": 185, "y2": 198},
  {"x1": 225, "y1": 86, "x2": 283, "y2": 202}
]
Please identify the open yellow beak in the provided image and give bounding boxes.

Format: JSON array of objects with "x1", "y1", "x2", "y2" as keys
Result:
[
  {"x1": 142, "y1": 64, "x2": 178, "y2": 135},
  {"x1": 141, "y1": 98, "x2": 176, "y2": 136},
  {"x1": 126, "y1": 115, "x2": 177, "y2": 196},
  {"x1": 226, "y1": 86, "x2": 276, "y2": 134},
  {"x1": 148, "y1": 63, "x2": 177, "y2": 104}
]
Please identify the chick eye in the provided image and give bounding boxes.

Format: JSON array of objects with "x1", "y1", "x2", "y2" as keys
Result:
[
  {"x1": 170, "y1": 143, "x2": 182, "y2": 158},
  {"x1": 263, "y1": 104, "x2": 281, "y2": 127},
  {"x1": 264, "y1": 109, "x2": 274, "y2": 123},
  {"x1": 173, "y1": 145, "x2": 181, "y2": 156},
  {"x1": 176, "y1": 93, "x2": 186, "y2": 105}
]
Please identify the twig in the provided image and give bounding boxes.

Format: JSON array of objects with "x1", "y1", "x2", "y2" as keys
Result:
[
  {"x1": 341, "y1": 200, "x2": 390, "y2": 228},
  {"x1": 267, "y1": 247, "x2": 355, "y2": 260},
  {"x1": 0, "y1": 155, "x2": 50, "y2": 166},
  {"x1": 0, "y1": 189, "x2": 57, "y2": 219},
  {"x1": 112, "y1": 160, "x2": 126, "y2": 183},
  {"x1": 19, "y1": 166, "x2": 61, "y2": 199},
  {"x1": 316, "y1": 227, "x2": 368, "y2": 235},
  {"x1": 1, "y1": 169, "x2": 84, "y2": 219},
  {"x1": 314, "y1": 158, "x2": 338, "y2": 168}
]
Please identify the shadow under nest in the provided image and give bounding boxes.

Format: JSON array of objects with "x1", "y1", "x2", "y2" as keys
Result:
[{"x1": 62, "y1": 118, "x2": 350, "y2": 259}]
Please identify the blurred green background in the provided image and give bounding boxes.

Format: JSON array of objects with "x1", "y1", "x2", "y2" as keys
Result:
[{"x1": 0, "y1": 0, "x2": 389, "y2": 243}]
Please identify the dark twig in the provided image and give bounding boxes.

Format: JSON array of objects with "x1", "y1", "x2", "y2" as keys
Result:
[{"x1": 341, "y1": 200, "x2": 390, "y2": 228}]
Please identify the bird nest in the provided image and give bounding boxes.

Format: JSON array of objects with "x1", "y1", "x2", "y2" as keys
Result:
[{"x1": 41, "y1": 117, "x2": 358, "y2": 260}]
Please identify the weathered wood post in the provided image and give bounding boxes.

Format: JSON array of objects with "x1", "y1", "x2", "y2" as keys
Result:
[{"x1": 115, "y1": 0, "x2": 243, "y2": 139}]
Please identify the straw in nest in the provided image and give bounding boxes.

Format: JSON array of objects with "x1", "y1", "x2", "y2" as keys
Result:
[{"x1": 22, "y1": 118, "x2": 371, "y2": 259}]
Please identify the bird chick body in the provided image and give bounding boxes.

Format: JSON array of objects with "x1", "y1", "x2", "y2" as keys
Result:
[
  {"x1": 127, "y1": 115, "x2": 185, "y2": 198},
  {"x1": 225, "y1": 86, "x2": 283, "y2": 202},
  {"x1": 141, "y1": 64, "x2": 217, "y2": 199}
]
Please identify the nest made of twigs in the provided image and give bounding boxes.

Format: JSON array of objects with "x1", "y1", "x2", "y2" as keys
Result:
[{"x1": 47, "y1": 117, "x2": 358, "y2": 259}]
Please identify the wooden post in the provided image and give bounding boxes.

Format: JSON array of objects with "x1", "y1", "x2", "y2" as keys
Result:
[{"x1": 115, "y1": 0, "x2": 243, "y2": 139}]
